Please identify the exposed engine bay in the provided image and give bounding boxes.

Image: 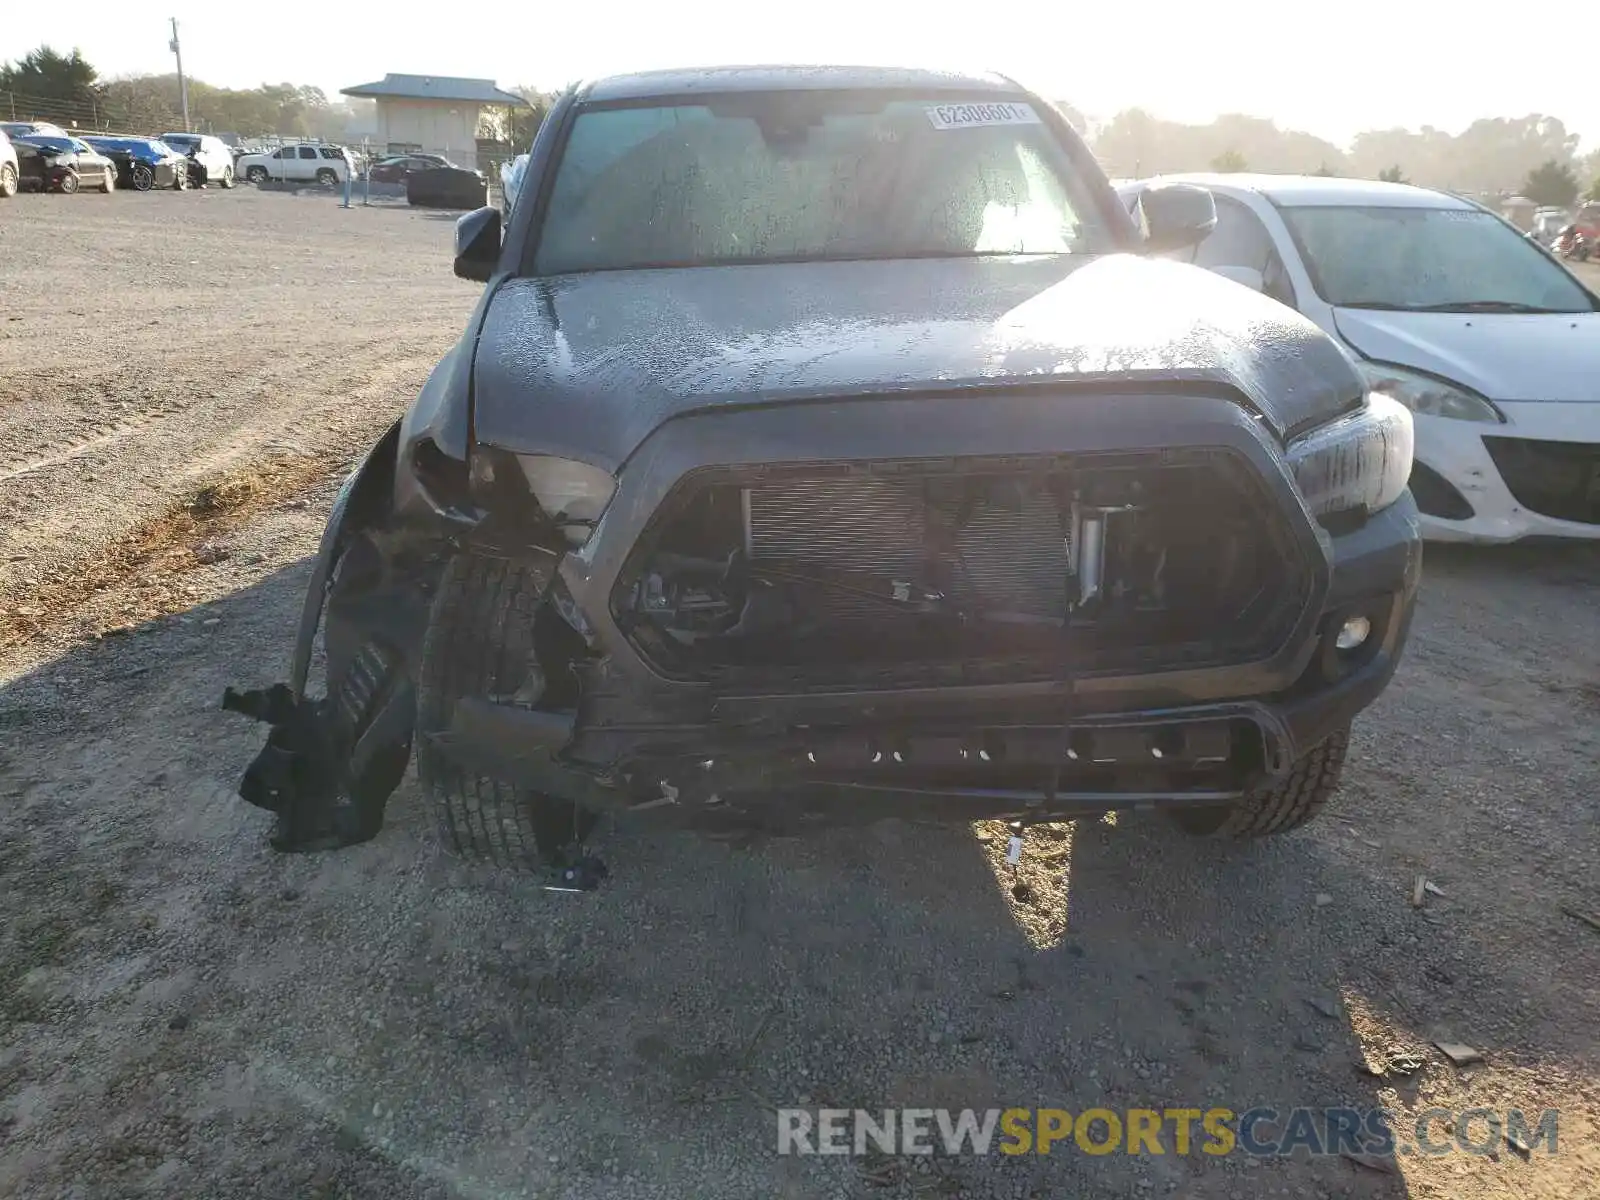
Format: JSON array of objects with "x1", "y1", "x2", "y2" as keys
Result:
[{"x1": 616, "y1": 451, "x2": 1302, "y2": 683}]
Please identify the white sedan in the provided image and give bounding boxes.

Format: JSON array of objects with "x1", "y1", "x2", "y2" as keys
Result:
[{"x1": 1119, "y1": 174, "x2": 1600, "y2": 543}]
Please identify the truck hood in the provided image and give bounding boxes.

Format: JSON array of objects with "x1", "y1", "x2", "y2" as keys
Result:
[
  {"x1": 1332, "y1": 307, "x2": 1600, "y2": 403},
  {"x1": 472, "y1": 254, "x2": 1361, "y2": 470}
]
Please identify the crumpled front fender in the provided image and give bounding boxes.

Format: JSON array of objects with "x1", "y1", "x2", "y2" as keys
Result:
[{"x1": 289, "y1": 421, "x2": 402, "y2": 696}]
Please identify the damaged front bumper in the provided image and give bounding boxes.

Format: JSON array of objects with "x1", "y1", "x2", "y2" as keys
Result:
[
  {"x1": 428, "y1": 390, "x2": 1422, "y2": 828},
  {"x1": 225, "y1": 387, "x2": 1421, "y2": 851},
  {"x1": 429, "y1": 506, "x2": 1416, "y2": 827}
]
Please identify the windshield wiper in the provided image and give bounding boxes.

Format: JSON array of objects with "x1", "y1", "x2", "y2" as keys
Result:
[
  {"x1": 1405, "y1": 300, "x2": 1568, "y2": 313},
  {"x1": 1341, "y1": 299, "x2": 1573, "y2": 314}
]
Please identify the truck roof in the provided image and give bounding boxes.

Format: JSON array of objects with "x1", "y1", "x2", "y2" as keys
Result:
[{"x1": 581, "y1": 65, "x2": 1019, "y2": 104}]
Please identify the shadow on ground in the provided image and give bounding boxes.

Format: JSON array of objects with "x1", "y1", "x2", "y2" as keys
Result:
[{"x1": 5, "y1": 542, "x2": 1598, "y2": 1197}]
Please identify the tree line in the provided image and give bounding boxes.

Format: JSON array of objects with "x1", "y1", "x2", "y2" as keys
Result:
[
  {"x1": 1077, "y1": 106, "x2": 1598, "y2": 207},
  {"x1": 5, "y1": 44, "x2": 1596, "y2": 206},
  {"x1": 1, "y1": 45, "x2": 369, "y2": 142}
]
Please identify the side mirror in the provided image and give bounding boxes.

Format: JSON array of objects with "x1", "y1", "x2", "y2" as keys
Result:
[
  {"x1": 1136, "y1": 183, "x2": 1217, "y2": 253},
  {"x1": 1208, "y1": 264, "x2": 1265, "y2": 292},
  {"x1": 454, "y1": 206, "x2": 502, "y2": 282}
]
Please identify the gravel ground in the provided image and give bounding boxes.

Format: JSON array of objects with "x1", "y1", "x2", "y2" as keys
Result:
[{"x1": 2, "y1": 191, "x2": 1598, "y2": 1200}]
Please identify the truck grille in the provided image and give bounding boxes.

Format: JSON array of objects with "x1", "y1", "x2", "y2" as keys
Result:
[
  {"x1": 746, "y1": 476, "x2": 1071, "y2": 621},
  {"x1": 616, "y1": 450, "x2": 1312, "y2": 686},
  {"x1": 1484, "y1": 436, "x2": 1600, "y2": 525}
]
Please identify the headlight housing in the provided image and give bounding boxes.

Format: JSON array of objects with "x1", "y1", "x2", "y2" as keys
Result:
[
  {"x1": 469, "y1": 449, "x2": 617, "y2": 547},
  {"x1": 1357, "y1": 361, "x2": 1503, "y2": 423},
  {"x1": 1286, "y1": 392, "x2": 1414, "y2": 521}
]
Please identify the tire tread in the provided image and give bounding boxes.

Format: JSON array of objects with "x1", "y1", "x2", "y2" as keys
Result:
[
  {"x1": 1211, "y1": 727, "x2": 1349, "y2": 837},
  {"x1": 416, "y1": 552, "x2": 567, "y2": 869}
]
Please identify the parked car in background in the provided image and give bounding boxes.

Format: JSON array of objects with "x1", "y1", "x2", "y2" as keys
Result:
[
  {"x1": 1121, "y1": 172, "x2": 1600, "y2": 542},
  {"x1": 82, "y1": 136, "x2": 189, "y2": 191},
  {"x1": 366, "y1": 153, "x2": 460, "y2": 184},
  {"x1": 1, "y1": 120, "x2": 67, "y2": 139},
  {"x1": 1533, "y1": 206, "x2": 1570, "y2": 244},
  {"x1": 0, "y1": 130, "x2": 17, "y2": 199},
  {"x1": 236, "y1": 143, "x2": 352, "y2": 185},
  {"x1": 405, "y1": 165, "x2": 487, "y2": 209},
  {"x1": 499, "y1": 152, "x2": 529, "y2": 219},
  {"x1": 12, "y1": 134, "x2": 117, "y2": 193},
  {"x1": 159, "y1": 133, "x2": 236, "y2": 187}
]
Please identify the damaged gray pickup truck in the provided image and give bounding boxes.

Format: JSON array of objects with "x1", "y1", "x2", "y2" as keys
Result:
[{"x1": 224, "y1": 66, "x2": 1422, "y2": 887}]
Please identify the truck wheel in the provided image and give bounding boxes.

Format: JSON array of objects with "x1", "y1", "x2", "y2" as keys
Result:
[
  {"x1": 246, "y1": 165, "x2": 268, "y2": 184},
  {"x1": 315, "y1": 167, "x2": 338, "y2": 186},
  {"x1": 416, "y1": 552, "x2": 594, "y2": 869},
  {"x1": 1169, "y1": 727, "x2": 1349, "y2": 838}
]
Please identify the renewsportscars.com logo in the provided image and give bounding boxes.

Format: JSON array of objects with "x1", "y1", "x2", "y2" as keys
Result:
[{"x1": 777, "y1": 1107, "x2": 1561, "y2": 1158}]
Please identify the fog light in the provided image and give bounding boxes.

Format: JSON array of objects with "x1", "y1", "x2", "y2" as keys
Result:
[{"x1": 1336, "y1": 615, "x2": 1372, "y2": 652}]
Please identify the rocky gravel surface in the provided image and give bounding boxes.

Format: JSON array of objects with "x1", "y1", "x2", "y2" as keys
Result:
[{"x1": 1, "y1": 191, "x2": 1598, "y2": 1200}]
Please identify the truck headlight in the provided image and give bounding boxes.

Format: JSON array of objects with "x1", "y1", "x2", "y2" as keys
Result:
[
  {"x1": 1286, "y1": 392, "x2": 1414, "y2": 520},
  {"x1": 468, "y1": 451, "x2": 617, "y2": 546},
  {"x1": 1358, "y1": 361, "x2": 1503, "y2": 423}
]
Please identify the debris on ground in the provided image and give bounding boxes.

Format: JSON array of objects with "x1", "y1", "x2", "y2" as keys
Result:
[
  {"x1": 1559, "y1": 904, "x2": 1600, "y2": 934},
  {"x1": 1385, "y1": 1050, "x2": 1426, "y2": 1076},
  {"x1": 1434, "y1": 1041, "x2": 1485, "y2": 1067},
  {"x1": 1358, "y1": 1049, "x2": 1426, "y2": 1079},
  {"x1": 1342, "y1": 1150, "x2": 1400, "y2": 1175}
]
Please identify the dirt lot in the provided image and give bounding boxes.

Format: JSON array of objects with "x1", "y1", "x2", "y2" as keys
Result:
[{"x1": 1, "y1": 190, "x2": 1598, "y2": 1200}]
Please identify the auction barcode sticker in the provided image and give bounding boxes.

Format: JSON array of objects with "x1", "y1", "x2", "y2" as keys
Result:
[{"x1": 925, "y1": 102, "x2": 1042, "y2": 130}]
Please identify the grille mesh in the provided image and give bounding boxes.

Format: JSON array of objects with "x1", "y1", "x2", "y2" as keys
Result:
[
  {"x1": 746, "y1": 477, "x2": 1070, "y2": 618},
  {"x1": 1483, "y1": 437, "x2": 1600, "y2": 525}
]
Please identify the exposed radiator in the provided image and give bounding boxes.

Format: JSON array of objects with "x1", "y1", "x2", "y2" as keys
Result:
[{"x1": 744, "y1": 477, "x2": 1071, "y2": 618}]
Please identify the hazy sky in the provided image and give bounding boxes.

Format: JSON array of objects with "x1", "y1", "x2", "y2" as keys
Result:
[{"x1": 5, "y1": 1, "x2": 1589, "y2": 148}]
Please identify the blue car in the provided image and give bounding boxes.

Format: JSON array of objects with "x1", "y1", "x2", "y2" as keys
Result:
[{"x1": 81, "y1": 136, "x2": 189, "y2": 191}]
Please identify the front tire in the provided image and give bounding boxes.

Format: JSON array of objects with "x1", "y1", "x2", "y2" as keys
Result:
[
  {"x1": 416, "y1": 552, "x2": 593, "y2": 869},
  {"x1": 1169, "y1": 727, "x2": 1349, "y2": 838},
  {"x1": 56, "y1": 171, "x2": 80, "y2": 194},
  {"x1": 101, "y1": 169, "x2": 115, "y2": 194},
  {"x1": 315, "y1": 167, "x2": 338, "y2": 187},
  {"x1": 0, "y1": 163, "x2": 18, "y2": 198},
  {"x1": 246, "y1": 165, "x2": 268, "y2": 184},
  {"x1": 130, "y1": 162, "x2": 155, "y2": 191}
]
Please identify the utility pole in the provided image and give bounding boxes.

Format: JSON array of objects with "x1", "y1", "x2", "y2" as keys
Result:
[{"x1": 169, "y1": 18, "x2": 191, "y2": 133}]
